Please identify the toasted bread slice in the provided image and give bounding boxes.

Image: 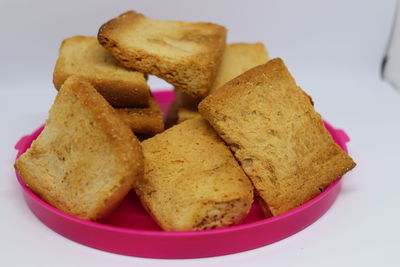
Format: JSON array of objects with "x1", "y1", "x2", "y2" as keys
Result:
[
  {"x1": 114, "y1": 96, "x2": 164, "y2": 135},
  {"x1": 15, "y1": 76, "x2": 144, "y2": 221},
  {"x1": 53, "y1": 36, "x2": 150, "y2": 106},
  {"x1": 137, "y1": 118, "x2": 254, "y2": 231},
  {"x1": 199, "y1": 58, "x2": 356, "y2": 216},
  {"x1": 210, "y1": 42, "x2": 269, "y2": 94},
  {"x1": 98, "y1": 11, "x2": 227, "y2": 98}
]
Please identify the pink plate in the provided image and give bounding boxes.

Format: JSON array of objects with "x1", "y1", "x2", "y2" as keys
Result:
[{"x1": 14, "y1": 90, "x2": 352, "y2": 259}]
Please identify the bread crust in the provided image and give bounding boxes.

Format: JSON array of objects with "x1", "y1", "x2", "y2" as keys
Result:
[
  {"x1": 53, "y1": 36, "x2": 150, "y2": 106},
  {"x1": 15, "y1": 76, "x2": 144, "y2": 220},
  {"x1": 199, "y1": 58, "x2": 356, "y2": 216},
  {"x1": 98, "y1": 11, "x2": 227, "y2": 98},
  {"x1": 114, "y1": 96, "x2": 164, "y2": 135}
]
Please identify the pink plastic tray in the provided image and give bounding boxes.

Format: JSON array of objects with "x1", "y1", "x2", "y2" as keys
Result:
[{"x1": 14, "y1": 90, "x2": 352, "y2": 259}]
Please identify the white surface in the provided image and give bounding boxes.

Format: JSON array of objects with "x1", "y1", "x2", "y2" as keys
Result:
[
  {"x1": 384, "y1": 2, "x2": 400, "y2": 90},
  {"x1": 1, "y1": 0, "x2": 400, "y2": 266}
]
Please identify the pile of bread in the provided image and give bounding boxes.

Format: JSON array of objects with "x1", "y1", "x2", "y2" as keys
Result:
[{"x1": 15, "y1": 11, "x2": 356, "y2": 231}]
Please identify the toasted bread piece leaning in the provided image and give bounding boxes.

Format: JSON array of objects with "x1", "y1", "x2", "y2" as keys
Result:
[
  {"x1": 53, "y1": 36, "x2": 150, "y2": 106},
  {"x1": 199, "y1": 58, "x2": 356, "y2": 216},
  {"x1": 136, "y1": 118, "x2": 254, "y2": 231},
  {"x1": 15, "y1": 76, "x2": 144, "y2": 221},
  {"x1": 98, "y1": 11, "x2": 227, "y2": 98}
]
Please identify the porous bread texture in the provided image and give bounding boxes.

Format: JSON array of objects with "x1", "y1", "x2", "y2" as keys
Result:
[
  {"x1": 199, "y1": 58, "x2": 356, "y2": 216},
  {"x1": 114, "y1": 96, "x2": 164, "y2": 135},
  {"x1": 53, "y1": 36, "x2": 150, "y2": 106},
  {"x1": 98, "y1": 11, "x2": 227, "y2": 98},
  {"x1": 15, "y1": 76, "x2": 144, "y2": 221},
  {"x1": 210, "y1": 42, "x2": 269, "y2": 94},
  {"x1": 137, "y1": 118, "x2": 254, "y2": 231}
]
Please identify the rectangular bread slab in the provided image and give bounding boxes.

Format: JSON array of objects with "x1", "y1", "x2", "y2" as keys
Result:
[
  {"x1": 53, "y1": 36, "x2": 150, "y2": 107},
  {"x1": 98, "y1": 11, "x2": 227, "y2": 98},
  {"x1": 137, "y1": 118, "x2": 254, "y2": 231},
  {"x1": 15, "y1": 76, "x2": 144, "y2": 220},
  {"x1": 199, "y1": 58, "x2": 356, "y2": 216}
]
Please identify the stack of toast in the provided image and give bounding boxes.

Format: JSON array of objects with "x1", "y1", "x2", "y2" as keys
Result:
[
  {"x1": 53, "y1": 35, "x2": 164, "y2": 135},
  {"x1": 15, "y1": 11, "x2": 356, "y2": 231}
]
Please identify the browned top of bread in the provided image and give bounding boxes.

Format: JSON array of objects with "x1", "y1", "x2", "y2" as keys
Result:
[
  {"x1": 98, "y1": 11, "x2": 227, "y2": 98},
  {"x1": 15, "y1": 76, "x2": 144, "y2": 220},
  {"x1": 114, "y1": 96, "x2": 164, "y2": 135},
  {"x1": 137, "y1": 118, "x2": 254, "y2": 231},
  {"x1": 210, "y1": 42, "x2": 269, "y2": 94},
  {"x1": 199, "y1": 58, "x2": 356, "y2": 216},
  {"x1": 53, "y1": 36, "x2": 149, "y2": 106}
]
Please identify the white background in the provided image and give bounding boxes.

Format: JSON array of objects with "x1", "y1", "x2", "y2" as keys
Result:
[{"x1": 1, "y1": 0, "x2": 400, "y2": 266}]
